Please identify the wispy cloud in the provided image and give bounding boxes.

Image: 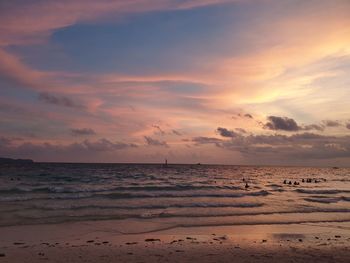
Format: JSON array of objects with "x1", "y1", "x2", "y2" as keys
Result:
[
  {"x1": 144, "y1": 136, "x2": 169, "y2": 147},
  {"x1": 264, "y1": 116, "x2": 300, "y2": 132},
  {"x1": 217, "y1": 127, "x2": 238, "y2": 138}
]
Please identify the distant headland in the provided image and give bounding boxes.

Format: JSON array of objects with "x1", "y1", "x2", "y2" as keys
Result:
[{"x1": 0, "y1": 157, "x2": 34, "y2": 164}]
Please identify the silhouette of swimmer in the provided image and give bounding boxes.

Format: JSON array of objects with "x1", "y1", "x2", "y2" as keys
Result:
[
  {"x1": 288, "y1": 181, "x2": 292, "y2": 185},
  {"x1": 245, "y1": 182, "x2": 249, "y2": 189},
  {"x1": 283, "y1": 180, "x2": 287, "y2": 184}
]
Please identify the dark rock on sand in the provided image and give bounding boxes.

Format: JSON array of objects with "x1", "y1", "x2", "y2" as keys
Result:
[
  {"x1": 13, "y1": 242, "x2": 25, "y2": 245},
  {"x1": 125, "y1": 242, "x2": 138, "y2": 245},
  {"x1": 145, "y1": 239, "x2": 161, "y2": 242}
]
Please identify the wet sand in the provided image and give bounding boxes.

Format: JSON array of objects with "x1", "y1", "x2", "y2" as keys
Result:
[{"x1": 1, "y1": 220, "x2": 349, "y2": 262}]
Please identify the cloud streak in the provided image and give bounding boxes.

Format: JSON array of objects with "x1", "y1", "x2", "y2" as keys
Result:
[
  {"x1": 193, "y1": 127, "x2": 350, "y2": 160},
  {"x1": 71, "y1": 128, "x2": 96, "y2": 136}
]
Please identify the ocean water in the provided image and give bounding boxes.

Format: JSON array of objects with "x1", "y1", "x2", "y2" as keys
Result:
[{"x1": 0, "y1": 163, "x2": 350, "y2": 228}]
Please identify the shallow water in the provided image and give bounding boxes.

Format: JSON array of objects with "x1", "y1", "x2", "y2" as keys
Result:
[{"x1": 0, "y1": 163, "x2": 349, "y2": 228}]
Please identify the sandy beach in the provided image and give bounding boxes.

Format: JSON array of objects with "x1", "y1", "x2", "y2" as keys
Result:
[{"x1": 1, "y1": 220, "x2": 349, "y2": 263}]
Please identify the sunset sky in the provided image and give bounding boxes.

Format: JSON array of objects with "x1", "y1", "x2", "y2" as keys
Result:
[{"x1": 1, "y1": 0, "x2": 350, "y2": 166}]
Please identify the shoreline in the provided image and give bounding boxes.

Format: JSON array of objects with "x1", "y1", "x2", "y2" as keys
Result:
[
  {"x1": 2, "y1": 210, "x2": 350, "y2": 229},
  {"x1": 1, "y1": 219, "x2": 349, "y2": 262}
]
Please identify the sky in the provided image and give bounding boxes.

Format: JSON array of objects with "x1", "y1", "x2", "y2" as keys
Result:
[{"x1": 1, "y1": 0, "x2": 350, "y2": 166}]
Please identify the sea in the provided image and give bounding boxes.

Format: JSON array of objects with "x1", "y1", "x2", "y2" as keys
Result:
[{"x1": 1, "y1": 163, "x2": 350, "y2": 229}]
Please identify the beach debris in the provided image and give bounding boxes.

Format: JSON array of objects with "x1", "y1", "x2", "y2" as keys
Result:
[
  {"x1": 262, "y1": 239, "x2": 267, "y2": 243},
  {"x1": 335, "y1": 235, "x2": 341, "y2": 238},
  {"x1": 86, "y1": 240, "x2": 94, "y2": 243},
  {"x1": 38, "y1": 252, "x2": 45, "y2": 256},
  {"x1": 0, "y1": 253, "x2": 5, "y2": 257},
  {"x1": 145, "y1": 238, "x2": 161, "y2": 242},
  {"x1": 102, "y1": 241, "x2": 109, "y2": 244},
  {"x1": 298, "y1": 239, "x2": 303, "y2": 242}
]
